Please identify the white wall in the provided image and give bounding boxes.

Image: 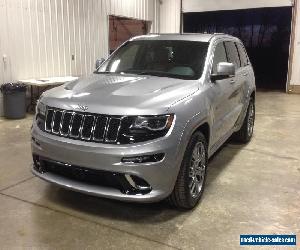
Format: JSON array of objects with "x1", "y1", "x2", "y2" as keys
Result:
[
  {"x1": 0, "y1": 0, "x2": 159, "y2": 84},
  {"x1": 159, "y1": 0, "x2": 181, "y2": 33},
  {"x1": 2, "y1": 0, "x2": 298, "y2": 87},
  {"x1": 0, "y1": 0, "x2": 10, "y2": 83},
  {"x1": 183, "y1": 0, "x2": 293, "y2": 12},
  {"x1": 289, "y1": 0, "x2": 300, "y2": 85}
]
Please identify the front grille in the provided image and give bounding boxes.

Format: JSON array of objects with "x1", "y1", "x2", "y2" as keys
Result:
[{"x1": 44, "y1": 107, "x2": 122, "y2": 143}]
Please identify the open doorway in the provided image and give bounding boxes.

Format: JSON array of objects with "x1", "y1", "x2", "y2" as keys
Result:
[
  {"x1": 183, "y1": 7, "x2": 293, "y2": 90},
  {"x1": 109, "y1": 15, "x2": 151, "y2": 54}
]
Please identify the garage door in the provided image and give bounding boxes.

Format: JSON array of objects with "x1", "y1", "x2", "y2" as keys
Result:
[{"x1": 183, "y1": 6, "x2": 293, "y2": 90}]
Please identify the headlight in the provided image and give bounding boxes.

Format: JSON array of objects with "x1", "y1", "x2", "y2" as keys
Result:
[
  {"x1": 118, "y1": 114, "x2": 174, "y2": 144},
  {"x1": 131, "y1": 115, "x2": 174, "y2": 131},
  {"x1": 36, "y1": 100, "x2": 46, "y2": 116}
]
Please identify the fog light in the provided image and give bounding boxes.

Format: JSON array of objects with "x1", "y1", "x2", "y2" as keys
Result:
[
  {"x1": 33, "y1": 155, "x2": 44, "y2": 173},
  {"x1": 121, "y1": 153, "x2": 165, "y2": 163}
]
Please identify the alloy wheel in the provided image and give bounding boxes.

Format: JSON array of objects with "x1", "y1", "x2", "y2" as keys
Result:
[
  {"x1": 189, "y1": 141, "x2": 206, "y2": 198},
  {"x1": 247, "y1": 102, "x2": 255, "y2": 137}
]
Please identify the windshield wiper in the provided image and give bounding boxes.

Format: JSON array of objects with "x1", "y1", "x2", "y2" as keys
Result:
[
  {"x1": 94, "y1": 70, "x2": 182, "y2": 79},
  {"x1": 135, "y1": 71, "x2": 174, "y2": 78},
  {"x1": 118, "y1": 69, "x2": 171, "y2": 77},
  {"x1": 93, "y1": 71, "x2": 112, "y2": 74}
]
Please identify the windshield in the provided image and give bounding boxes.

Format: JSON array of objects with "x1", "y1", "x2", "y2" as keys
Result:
[{"x1": 96, "y1": 40, "x2": 209, "y2": 80}]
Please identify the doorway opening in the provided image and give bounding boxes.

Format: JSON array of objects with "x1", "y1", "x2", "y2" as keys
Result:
[
  {"x1": 109, "y1": 15, "x2": 151, "y2": 54},
  {"x1": 183, "y1": 7, "x2": 293, "y2": 90}
]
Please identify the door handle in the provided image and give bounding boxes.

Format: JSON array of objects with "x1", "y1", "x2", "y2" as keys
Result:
[
  {"x1": 243, "y1": 73, "x2": 248, "y2": 76},
  {"x1": 230, "y1": 79, "x2": 235, "y2": 84}
]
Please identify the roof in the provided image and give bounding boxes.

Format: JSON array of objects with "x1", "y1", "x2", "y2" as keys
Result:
[{"x1": 130, "y1": 33, "x2": 235, "y2": 43}]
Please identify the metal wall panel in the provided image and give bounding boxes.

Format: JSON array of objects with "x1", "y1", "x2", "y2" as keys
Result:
[
  {"x1": 0, "y1": 0, "x2": 159, "y2": 84},
  {"x1": 1, "y1": 0, "x2": 299, "y2": 87},
  {"x1": 0, "y1": 0, "x2": 10, "y2": 83},
  {"x1": 183, "y1": 0, "x2": 293, "y2": 13},
  {"x1": 159, "y1": 0, "x2": 181, "y2": 33}
]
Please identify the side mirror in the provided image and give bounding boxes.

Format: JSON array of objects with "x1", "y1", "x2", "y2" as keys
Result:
[
  {"x1": 95, "y1": 58, "x2": 105, "y2": 70},
  {"x1": 211, "y1": 62, "x2": 235, "y2": 81}
]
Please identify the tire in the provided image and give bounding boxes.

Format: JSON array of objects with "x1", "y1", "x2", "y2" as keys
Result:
[
  {"x1": 168, "y1": 131, "x2": 208, "y2": 209},
  {"x1": 233, "y1": 97, "x2": 255, "y2": 143}
]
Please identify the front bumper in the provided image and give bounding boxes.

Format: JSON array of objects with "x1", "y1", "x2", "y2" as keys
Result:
[{"x1": 31, "y1": 122, "x2": 184, "y2": 202}]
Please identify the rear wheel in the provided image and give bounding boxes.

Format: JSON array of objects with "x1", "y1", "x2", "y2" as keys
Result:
[
  {"x1": 168, "y1": 131, "x2": 208, "y2": 209},
  {"x1": 234, "y1": 97, "x2": 255, "y2": 143}
]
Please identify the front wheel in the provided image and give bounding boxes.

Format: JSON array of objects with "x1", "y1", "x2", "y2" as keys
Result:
[{"x1": 168, "y1": 131, "x2": 208, "y2": 209}]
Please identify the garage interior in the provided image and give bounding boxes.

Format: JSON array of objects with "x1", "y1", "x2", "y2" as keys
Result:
[
  {"x1": 0, "y1": 0, "x2": 300, "y2": 249},
  {"x1": 184, "y1": 7, "x2": 293, "y2": 90}
]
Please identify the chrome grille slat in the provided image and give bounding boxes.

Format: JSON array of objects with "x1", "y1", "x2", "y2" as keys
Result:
[
  {"x1": 44, "y1": 107, "x2": 121, "y2": 143},
  {"x1": 104, "y1": 118, "x2": 111, "y2": 141},
  {"x1": 50, "y1": 110, "x2": 56, "y2": 133},
  {"x1": 105, "y1": 118, "x2": 122, "y2": 142},
  {"x1": 59, "y1": 111, "x2": 66, "y2": 135},
  {"x1": 50, "y1": 110, "x2": 57, "y2": 133},
  {"x1": 52, "y1": 110, "x2": 63, "y2": 134},
  {"x1": 79, "y1": 115, "x2": 86, "y2": 139},
  {"x1": 60, "y1": 111, "x2": 73, "y2": 136},
  {"x1": 70, "y1": 113, "x2": 84, "y2": 138},
  {"x1": 90, "y1": 116, "x2": 97, "y2": 140},
  {"x1": 93, "y1": 116, "x2": 108, "y2": 142},
  {"x1": 68, "y1": 112, "x2": 76, "y2": 135},
  {"x1": 45, "y1": 109, "x2": 54, "y2": 132},
  {"x1": 81, "y1": 115, "x2": 95, "y2": 140}
]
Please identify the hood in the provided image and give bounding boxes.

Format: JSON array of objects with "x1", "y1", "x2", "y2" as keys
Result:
[{"x1": 41, "y1": 74, "x2": 199, "y2": 115}]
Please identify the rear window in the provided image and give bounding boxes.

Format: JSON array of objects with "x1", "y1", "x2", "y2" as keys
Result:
[{"x1": 236, "y1": 43, "x2": 249, "y2": 67}]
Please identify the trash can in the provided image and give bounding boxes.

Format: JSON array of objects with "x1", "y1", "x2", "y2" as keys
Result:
[{"x1": 0, "y1": 83, "x2": 27, "y2": 119}]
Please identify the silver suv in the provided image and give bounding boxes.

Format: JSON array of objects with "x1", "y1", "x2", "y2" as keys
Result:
[{"x1": 32, "y1": 34, "x2": 255, "y2": 209}]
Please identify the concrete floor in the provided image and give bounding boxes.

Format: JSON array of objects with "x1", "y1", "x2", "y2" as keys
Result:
[{"x1": 0, "y1": 91, "x2": 299, "y2": 249}]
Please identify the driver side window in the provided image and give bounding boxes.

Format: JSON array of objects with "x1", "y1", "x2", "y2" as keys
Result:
[{"x1": 212, "y1": 42, "x2": 227, "y2": 74}]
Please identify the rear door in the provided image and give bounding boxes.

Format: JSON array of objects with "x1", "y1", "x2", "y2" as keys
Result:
[{"x1": 236, "y1": 42, "x2": 252, "y2": 101}]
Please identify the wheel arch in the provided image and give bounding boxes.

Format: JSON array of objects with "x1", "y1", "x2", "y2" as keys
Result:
[
  {"x1": 250, "y1": 90, "x2": 255, "y2": 101},
  {"x1": 193, "y1": 122, "x2": 210, "y2": 149}
]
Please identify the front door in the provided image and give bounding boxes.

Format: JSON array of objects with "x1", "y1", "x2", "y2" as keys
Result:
[
  {"x1": 209, "y1": 41, "x2": 236, "y2": 145},
  {"x1": 223, "y1": 41, "x2": 244, "y2": 129}
]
